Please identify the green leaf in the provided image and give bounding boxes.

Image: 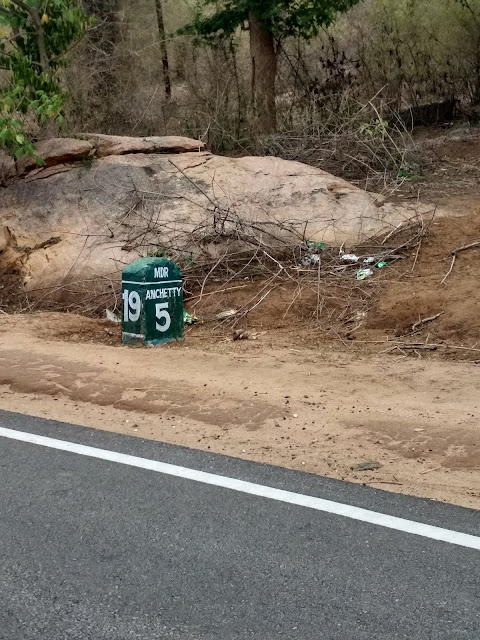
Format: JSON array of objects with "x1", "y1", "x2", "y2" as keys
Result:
[{"x1": 0, "y1": 0, "x2": 87, "y2": 160}]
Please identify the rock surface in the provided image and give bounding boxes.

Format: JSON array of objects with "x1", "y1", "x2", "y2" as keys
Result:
[
  {"x1": 17, "y1": 138, "x2": 94, "y2": 174},
  {"x1": 0, "y1": 226, "x2": 10, "y2": 253},
  {"x1": 0, "y1": 137, "x2": 416, "y2": 292},
  {"x1": 83, "y1": 134, "x2": 205, "y2": 157},
  {"x1": 0, "y1": 152, "x2": 15, "y2": 183}
]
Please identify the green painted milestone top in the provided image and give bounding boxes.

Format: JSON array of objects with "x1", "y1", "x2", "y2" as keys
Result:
[{"x1": 122, "y1": 257, "x2": 183, "y2": 284}]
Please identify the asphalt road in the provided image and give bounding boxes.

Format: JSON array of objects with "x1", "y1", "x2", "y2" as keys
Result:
[{"x1": 1, "y1": 409, "x2": 480, "y2": 639}]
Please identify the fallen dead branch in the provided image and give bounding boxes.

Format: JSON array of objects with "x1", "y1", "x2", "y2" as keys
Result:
[
  {"x1": 441, "y1": 239, "x2": 480, "y2": 284},
  {"x1": 411, "y1": 237, "x2": 423, "y2": 273},
  {"x1": 440, "y1": 254, "x2": 456, "y2": 285},
  {"x1": 412, "y1": 312, "x2": 444, "y2": 333},
  {"x1": 452, "y1": 240, "x2": 480, "y2": 254},
  {"x1": 379, "y1": 341, "x2": 480, "y2": 354}
]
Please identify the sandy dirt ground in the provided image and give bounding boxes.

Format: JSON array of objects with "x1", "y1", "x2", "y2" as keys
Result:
[{"x1": 0, "y1": 313, "x2": 479, "y2": 510}]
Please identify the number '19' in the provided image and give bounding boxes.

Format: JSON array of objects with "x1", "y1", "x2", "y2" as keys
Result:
[{"x1": 123, "y1": 290, "x2": 141, "y2": 322}]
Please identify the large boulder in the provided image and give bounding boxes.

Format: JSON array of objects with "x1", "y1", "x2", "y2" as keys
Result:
[{"x1": 0, "y1": 138, "x2": 415, "y2": 292}]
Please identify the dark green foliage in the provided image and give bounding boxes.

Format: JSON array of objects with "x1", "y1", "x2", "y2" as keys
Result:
[
  {"x1": 183, "y1": 0, "x2": 363, "y2": 41},
  {"x1": 0, "y1": 0, "x2": 89, "y2": 160}
]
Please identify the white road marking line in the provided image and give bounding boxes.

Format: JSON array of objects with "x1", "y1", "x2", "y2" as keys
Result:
[{"x1": 1, "y1": 426, "x2": 479, "y2": 551}]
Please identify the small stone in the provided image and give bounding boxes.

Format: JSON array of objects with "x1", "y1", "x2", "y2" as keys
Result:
[{"x1": 233, "y1": 329, "x2": 251, "y2": 340}]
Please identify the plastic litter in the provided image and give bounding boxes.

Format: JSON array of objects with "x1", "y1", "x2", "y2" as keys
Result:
[
  {"x1": 376, "y1": 261, "x2": 388, "y2": 269},
  {"x1": 356, "y1": 268, "x2": 373, "y2": 280},
  {"x1": 183, "y1": 311, "x2": 197, "y2": 325},
  {"x1": 106, "y1": 309, "x2": 121, "y2": 323},
  {"x1": 363, "y1": 257, "x2": 376, "y2": 264},
  {"x1": 341, "y1": 254, "x2": 359, "y2": 263},
  {"x1": 302, "y1": 254, "x2": 321, "y2": 266},
  {"x1": 302, "y1": 241, "x2": 324, "y2": 267},
  {"x1": 306, "y1": 241, "x2": 326, "y2": 252}
]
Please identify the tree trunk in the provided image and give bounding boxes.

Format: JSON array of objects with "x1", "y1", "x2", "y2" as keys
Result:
[
  {"x1": 154, "y1": 0, "x2": 171, "y2": 101},
  {"x1": 248, "y1": 12, "x2": 277, "y2": 134},
  {"x1": 11, "y1": 0, "x2": 50, "y2": 75},
  {"x1": 82, "y1": 0, "x2": 120, "y2": 131}
]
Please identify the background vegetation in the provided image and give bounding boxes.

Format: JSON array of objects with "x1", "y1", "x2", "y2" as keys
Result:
[{"x1": 2, "y1": 0, "x2": 480, "y2": 182}]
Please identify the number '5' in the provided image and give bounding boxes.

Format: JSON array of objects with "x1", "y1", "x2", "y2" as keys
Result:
[{"x1": 155, "y1": 302, "x2": 171, "y2": 332}]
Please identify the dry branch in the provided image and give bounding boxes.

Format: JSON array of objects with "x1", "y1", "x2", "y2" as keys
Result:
[
  {"x1": 440, "y1": 254, "x2": 456, "y2": 285},
  {"x1": 412, "y1": 312, "x2": 444, "y2": 333},
  {"x1": 383, "y1": 342, "x2": 480, "y2": 354},
  {"x1": 420, "y1": 467, "x2": 442, "y2": 475},
  {"x1": 441, "y1": 239, "x2": 480, "y2": 283},
  {"x1": 452, "y1": 240, "x2": 480, "y2": 254}
]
